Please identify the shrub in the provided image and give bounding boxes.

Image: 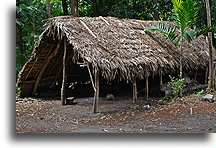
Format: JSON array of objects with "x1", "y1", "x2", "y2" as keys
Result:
[{"x1": 168, "y1": 72, "x2": 186, "y2": 97}]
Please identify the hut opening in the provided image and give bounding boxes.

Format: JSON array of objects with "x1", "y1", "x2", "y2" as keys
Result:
[{"x1": 17, "y1": 16, "x2": 209, "y2": 113}]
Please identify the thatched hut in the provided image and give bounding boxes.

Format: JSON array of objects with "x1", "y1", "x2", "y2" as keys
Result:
[{"x1": 17, "y1": 16, "x2": 209, "y2": 112}]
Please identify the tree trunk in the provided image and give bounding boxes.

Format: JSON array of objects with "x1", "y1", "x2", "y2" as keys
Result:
[
  {"x1": 71, "y1": 0, "x2": 79, "y2": 16},
  {"x1": 31, "y1": 16, "x2": 35, "y2": 50},
  {"x1": 205, "y1": 0, "x2": 215, "y2": 90},
  {"x1": 97, "y1": 0, "x2": 105, "y2": 16},
  {"x1": 16, "y1": 24, "x2": 25, "y2": 55},
  {"x1": 62, "y1": 0, "x2": 68, "y2": 15},
  {"x1": 46, "y1": 0, "x2": 51, "y2": 18},
  {"x1": 179, "y1": 38, "x2": 184, "y2": 96},
  {"x1": 92, "y1": 0, "x2": 99, "y2": 16},
  {"x1": 153, "y1": 0, "x2": 159, "y2": 20}
]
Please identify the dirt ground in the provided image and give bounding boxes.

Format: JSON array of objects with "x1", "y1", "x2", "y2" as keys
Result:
[{"x1": 16, "y1": 94, "x2": 215, "y2": 133}]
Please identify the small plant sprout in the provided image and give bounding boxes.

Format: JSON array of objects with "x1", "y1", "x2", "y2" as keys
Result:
[{"x1": 196, "y1": 90, "x2": 205, "y2": 96}]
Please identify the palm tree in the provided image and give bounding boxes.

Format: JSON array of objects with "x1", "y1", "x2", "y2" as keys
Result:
[{"x1": 145, "y1": 0, "x2": 199, "y2": 77}]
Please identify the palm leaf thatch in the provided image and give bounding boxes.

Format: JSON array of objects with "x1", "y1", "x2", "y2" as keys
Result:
[{"x1": 16, "y1": 16, "x2": 209, "y2": 97}]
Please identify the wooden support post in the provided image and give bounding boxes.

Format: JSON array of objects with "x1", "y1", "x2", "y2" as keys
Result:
[
  {"x1": 205, "y1": 66, "x2": 208, "y2": 84},
  {"x1": 61, "y1": 37, "x2": 67, "y2": 106},
  {"x1": 132, "y1": 78, "x2": 137, "y2": 103},
  {"x1": 145, "y1": 76, "x2": 149, "y2": 99},
  {"x1": 194, "y1": 69, "x2": 198, "y2": 80},
  {"x1": 87, "y1": 64, "x2": 96, "y2": 92},
  {"x1": 93, "y1": 69, "x2": 99, "y2": 113},
  {"x1": 159, "y1": 71, "x2": 163, "y2": 89},
  {"x1": 50, "y1": 53, "x2": 74, "y2": 89}
]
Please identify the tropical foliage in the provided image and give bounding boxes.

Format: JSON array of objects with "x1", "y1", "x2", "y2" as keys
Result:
[
  {"x1": 145, "y1": 0, "x2": 200, "y2": 75},
  {"x1": 168, "y1": 73, "x2": 186, "y2": 97}
]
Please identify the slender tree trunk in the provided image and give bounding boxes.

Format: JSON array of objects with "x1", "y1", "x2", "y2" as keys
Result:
[
  {"x1": 213, "y1": 36, "x2": 216, "y2": 49},
  {"x1": 16, "y1": 24, "x2": 25, "y2": 55},
  {"x1": 179, "y1": 38, "x2": 183, "y2": 77},
  {"x1": 179, "y1": 38, "x2": 184, "y2": 96},
  {"x1": 205, "y1": 0, "x2": 215, "y2": 90},
  {"x1": 97, "y1": 0, "x2": 105, "y2": 16},
  {"x1": 92, "y1": 0, "x2": 99, "y2": 16},
  {"x1": 132, "y1": 0, "x2": 137, "y2": 18},
  {"x1": 62, "y1": 0, "x2": 68, "y2": 15},
  {"x1": 153, "y1": 0, "x2": 159, "y2": 20},
  {"x1": 31, "y1": 16, "x2": 35, "y2": 50},
  {"x1": 71, "y1": 0, "x2": 79, "y2": 16},
  {"x1": 46, "y1": 0, "x2": 51, "y2": 18}
]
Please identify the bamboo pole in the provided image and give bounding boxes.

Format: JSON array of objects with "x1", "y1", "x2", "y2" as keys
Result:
[
  {"x1": 145, "y1": 76, "x2": 149, "y2": 99},
  {"x1": 61, "y1": 37, "x2": 67, "y2": 105},
  {"x1": 99, "y1": 16, "x2": 110, "y2": 25},
  {"x1": 93, "y1": 69, "x2": 99, "y2": 113},
  {"x1": 132, "y1": 78, "x2": 137, "y2": 103},
  {"x1": 80, "y1": 20, "x2": 97, "y2": 39}
]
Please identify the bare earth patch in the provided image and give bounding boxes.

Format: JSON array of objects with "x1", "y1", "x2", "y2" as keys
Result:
[{"x1": 16, "y1": 94, "x2": 215, "y2": 133}]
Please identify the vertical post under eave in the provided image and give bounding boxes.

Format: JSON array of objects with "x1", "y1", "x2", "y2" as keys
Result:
[
  {"x1": 205, "y1": 66, "x2": 208, "y2": 84},
  {"x1": 160, "y1": 71, "x2": 163, "y2": 89},
  {"x1": 93, "y1": 69, "x2": 99, "y2": 113},
  {"x1": 61, "y1": 37, "x2": 67, "y2": 106},
  {"x1": 132, "y1": 78, "x2": 137, "y2": 103},
  {"x1": 145, "y1": 76, "x2": 149, "y2": 99},
  {"x1": 213, "y1": 65, "x2": 215, "y2": 89}
]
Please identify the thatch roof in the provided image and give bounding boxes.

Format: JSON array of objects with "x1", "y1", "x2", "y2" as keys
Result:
[{"x1": 17, "y1": 16, "x2": 209, "y2": 96}]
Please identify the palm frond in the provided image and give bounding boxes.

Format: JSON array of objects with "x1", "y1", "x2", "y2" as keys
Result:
[
  {"x1": 145, "y1": 23, "x2": 179, "y2": 46},
  {"x1": 195, "y1": 26, "x2": 216, "y2": 37},
  {"x1": 184, "y1": 30, "x2": 196, "y2": 42},
  {"x1": 172, "y1": 0, "x2": 199, "y2": 32}
]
